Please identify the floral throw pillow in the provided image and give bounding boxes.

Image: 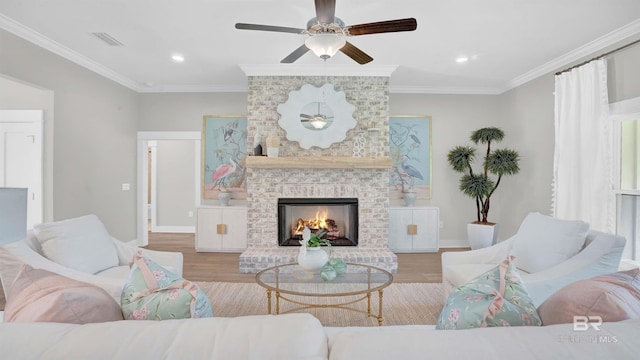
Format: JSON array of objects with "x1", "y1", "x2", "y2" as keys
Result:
[
  {"x1": 436, "y1": 256, "x2": 541, "y2": 330},
  {"x1": 121, "y1": 252, "x2": 213, "y2": 320}
]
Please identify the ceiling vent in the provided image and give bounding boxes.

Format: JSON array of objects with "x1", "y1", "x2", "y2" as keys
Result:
[{"x1": 91, "y1": 32, "x2": 124, "y2": 46}]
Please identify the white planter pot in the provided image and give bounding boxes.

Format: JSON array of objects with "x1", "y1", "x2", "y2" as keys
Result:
[
  {"x1": 467, "y1": 222, "x2": 500, "y2": 250},
  {"x1": 218, "y1": 191, "x2": 231, "y2": 206},
  {"x1": 403, "y1": 192, "x2": 417, "y2": 207},
  {"x1": 297, "y1": 247, "x2": 329, "y2": 272}
]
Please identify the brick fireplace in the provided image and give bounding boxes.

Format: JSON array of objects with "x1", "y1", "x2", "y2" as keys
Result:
[{"x1": 238, "y1": 67, "x2": 398, "y2": 273}]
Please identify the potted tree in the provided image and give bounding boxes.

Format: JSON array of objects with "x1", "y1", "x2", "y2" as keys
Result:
[{"x1": 447, "y1": 127, "x2": 520, "y2": 249}]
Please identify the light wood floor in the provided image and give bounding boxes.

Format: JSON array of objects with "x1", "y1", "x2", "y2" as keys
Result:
[{"x1": 145, "y1": 232, "x2": 468, "y2": 283}]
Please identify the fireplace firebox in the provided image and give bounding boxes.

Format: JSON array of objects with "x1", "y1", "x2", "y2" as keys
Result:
[{"x1": 278, "y1": 198, "x2": 358, "y2": 246}]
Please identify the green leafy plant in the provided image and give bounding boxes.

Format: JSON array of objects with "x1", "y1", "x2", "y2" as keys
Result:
[
  {"x1": 447, "y1": 127, "x2": 520, "y2": 224},
  {"x1": 305, "y1": 229, "x2": 331, "y2": 248}
]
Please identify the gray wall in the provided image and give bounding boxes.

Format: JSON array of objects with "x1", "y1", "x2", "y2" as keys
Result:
[
  {"x1": 139, "y1": 93, "x2": 247, "y2": 131},
  {"x1": 3, "y1": 25, "x2": 640, "y2": 244},
  {"x1": 388, "y1": 94, "x2": 502, "y2": 243},
  {"x1": 0, "y1": 28, "x2": 138, "y2": 240},
  {"x1": 0, "y1": 75, "x2": 54, "y2": 223},
  {"x1": 155, "y1": 140, "x2": 196, "y2": 227},
  {"x1": 496, "y1": 74, "x2": 556, "y2": 238},
  {"x1": 607, "y1": 39, "x2": 640, "y2": 103}
]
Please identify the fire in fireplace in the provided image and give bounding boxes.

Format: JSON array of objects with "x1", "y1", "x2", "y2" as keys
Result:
[{"x1": 278, "y1": 198, "x2": 358, "y2": 246}]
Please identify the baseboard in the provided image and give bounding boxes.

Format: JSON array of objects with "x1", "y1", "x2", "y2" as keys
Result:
[
  {"x1": 439, "y1": 239, "x2": 470, "y2": 248},
  {"x1": 151, "y1": 226, "x2": 195, "y2": 233}
]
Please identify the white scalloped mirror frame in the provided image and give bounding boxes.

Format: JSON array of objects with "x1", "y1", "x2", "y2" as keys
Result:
[{"x1": 277, "y1": 83, "x2": 356, "y2": 149}]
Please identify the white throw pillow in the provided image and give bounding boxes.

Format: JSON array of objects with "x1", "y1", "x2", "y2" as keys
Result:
[
  {"x1": 510, "y1": 212, "x2": 589, "y2": 273},
  {"x1": 34, "y1": 214, "x2": 119, "y2": 274}
]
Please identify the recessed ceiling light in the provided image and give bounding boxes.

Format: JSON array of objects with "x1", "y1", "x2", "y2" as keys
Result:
[
  {"x1": 455, "y1": 57, "x2": 469, "y2": 63},
  {"x1": 171, "y1": 54, "x2": 185, "y2": 63}
]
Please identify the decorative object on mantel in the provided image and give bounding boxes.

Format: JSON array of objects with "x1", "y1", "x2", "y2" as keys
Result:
[
  {"x1": 252, "y1": 128, "x2": 262, "y2": 156},
  {"x1": 298, "y1": 227, "x2": 330, "y2": 272},
  {"x1": 234, "y1": 0, "x2": 417, "y2": 65},
  {"x1": 390, "y1": 116, "x2": 432, "y2": 199},
  {"x1": 266, "y1": 132, "x2": 280, "y2": 157},
  {"x1": 352, "y1": 132, "x2": 366, "y2": 157},
  {"x1": 202, "y1": 115, "x2": 247, "y2": 200},
  {"x1": 278, "y1": 83, "x2": 356, "y2": 149},
  {"x1": 447, "y1": 127, "x2": 520, "y2": 249}
]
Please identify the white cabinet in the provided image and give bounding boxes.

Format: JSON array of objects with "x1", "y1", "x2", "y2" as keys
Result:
[
  {"x1": 196, "y1": 206, "x2": 247, "y2": 252},
  {"x1": 388, "y1": 207, "x2": 439, "y2": 253}
]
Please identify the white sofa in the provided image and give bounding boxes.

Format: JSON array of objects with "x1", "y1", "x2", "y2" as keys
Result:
[
  {"x1": 0, "y1": 230, "x2": 183, "y2": 302},
  {"x1": 0, "y1": 313, "x2": 638, "y2": 359},
  {"x1": 442, "y1": 215, "x2": 626, "y2": 307}
]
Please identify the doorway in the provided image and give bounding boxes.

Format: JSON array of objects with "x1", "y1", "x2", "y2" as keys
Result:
[
  {"x1": 137, "y1": 132, "x2": 201, "y2": 246},
  {"x1": 0, "y1": 110, "x2": 43, "y2": 229}
]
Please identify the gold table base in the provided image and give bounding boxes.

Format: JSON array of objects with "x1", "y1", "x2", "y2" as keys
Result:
[{"x1": 265, "y1": 288, "x2": 386, "y2": 326}]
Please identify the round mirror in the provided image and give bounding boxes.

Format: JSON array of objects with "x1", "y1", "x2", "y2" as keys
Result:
[{"x1": 277, "y1": 83, "x2": 356, "y2": 149}]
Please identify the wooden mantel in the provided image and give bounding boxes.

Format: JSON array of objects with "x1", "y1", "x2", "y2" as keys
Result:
[{"x1": 245, "y1": 156, "x2": 392, "y2": 169}]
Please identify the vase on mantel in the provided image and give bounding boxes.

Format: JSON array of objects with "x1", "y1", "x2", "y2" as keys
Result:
[
  {"x1": 266, "y1": 132, "x2": 280, "y2": 157},
  {"x1": 297, "y1": 246, "x2": 329, "y2": 272}
]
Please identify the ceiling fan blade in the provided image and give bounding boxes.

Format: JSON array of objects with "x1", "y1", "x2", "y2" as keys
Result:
[
  {"x1": 235, "y1": 23, "x2": 306, "y2": 34},
  {"x1": 281, "y1": 44, "x2": 311, "y2": 63},
  {"x1": 340, "y1": 41, "x2": 373, "y2": 64},
  {"x1": 300, "y1": 114, "x2": 313, "y2": 119},
  {"x1": 345, "y1": 18, "x2": 417, "y2": 36},
  {"x1": 315, "y1": 0, "x2": 336, "y2": 24}
]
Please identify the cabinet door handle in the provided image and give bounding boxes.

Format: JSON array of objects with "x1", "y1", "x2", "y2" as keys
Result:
[
  {"x1": 217, "y1": 224, "x2": 227, "y2": 234},
  {"x1": 407, "y1": 224, "x2": 418, "y2": 235}
]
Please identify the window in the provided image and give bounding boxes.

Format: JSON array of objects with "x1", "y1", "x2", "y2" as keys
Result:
[{"x1": 611, "y1": 98, "x2": 640, "y2": 261}]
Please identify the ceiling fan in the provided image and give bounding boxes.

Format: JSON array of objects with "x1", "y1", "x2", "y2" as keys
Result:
[
  {"x1": 235, "y1": 0, "x2": 417, "y2": 64},
  {"x1": 300, "y1": 102, "x2": 334, "y2": 129}
]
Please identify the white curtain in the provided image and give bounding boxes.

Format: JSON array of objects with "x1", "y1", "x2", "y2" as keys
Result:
[{"x1": 552, "y1": 59, "x2": 615, "y2": 232}]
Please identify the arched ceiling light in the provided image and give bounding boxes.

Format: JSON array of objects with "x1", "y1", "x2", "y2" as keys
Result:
[{"x1": 304, "y1": 34, "x2": 346, "y2": 59}]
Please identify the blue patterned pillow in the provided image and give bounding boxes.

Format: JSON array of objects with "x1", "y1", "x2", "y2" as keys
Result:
[
  {"x1": 436, "y1": 256, "x2": 541, "y2": 330},
  {"x1": 121, "y1": 252, "x2": 213, "y2": 320}
]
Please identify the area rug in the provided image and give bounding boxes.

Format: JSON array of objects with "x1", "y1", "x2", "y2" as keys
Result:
[{"x1": 197, "y1": 282, "x2": 444, "y2": 327}]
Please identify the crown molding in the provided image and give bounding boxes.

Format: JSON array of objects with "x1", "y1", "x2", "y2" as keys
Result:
[
  {"x1": 389, "y1": 85, "x2": 502, "y2": 95},
  {"x1": 238, "y1": 64, "x2": 398, "y2": 77},
  {"x1": 0, "y1": 14, "x2": 141, "y2": 91},
  {"x1": 137, "y1": 84, "x2": 249, "y2": 93},
  {"x1": 503, "y1": 18, "x2": 640, "y2": 93}
]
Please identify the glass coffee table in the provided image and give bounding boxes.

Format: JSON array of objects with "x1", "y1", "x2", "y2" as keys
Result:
[{"x1": 255, "y1": 263, "x2": 393, "y2": 326}]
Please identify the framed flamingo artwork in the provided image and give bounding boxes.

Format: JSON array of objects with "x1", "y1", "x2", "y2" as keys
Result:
[
  {"x1": 389, "y1": 115, "x2": 432, "y2": 199},
  {"x1": 202, "y1": 115, "x2": 248, "y2": 199}
]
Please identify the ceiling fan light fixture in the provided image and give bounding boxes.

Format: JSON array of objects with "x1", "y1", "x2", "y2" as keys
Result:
[
  {"x1": 309, "y1": 117, "x2": 328, "y2": 129},
  {"x1": 305, "y1": 34, "x2": 346, "y2": 59}
]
